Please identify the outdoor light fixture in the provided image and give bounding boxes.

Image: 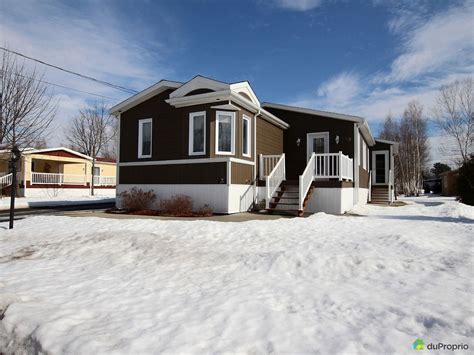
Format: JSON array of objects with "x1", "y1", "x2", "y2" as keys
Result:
[
  {"x1": 335, "y1": 135, "x2": 340, "y2": 144},
  {"x1": 296, "y1": 138, "x2": 301, "y2": 147}
]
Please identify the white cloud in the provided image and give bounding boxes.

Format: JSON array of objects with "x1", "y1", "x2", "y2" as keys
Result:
[
  {"x1": 0, "y1": 0, "x2": 173, "y2": 146},
  {"x1": 289, "y1": 1, "x2": 474, "y2": 128},
  {"x1": 272, "y1": 0, "x2": 322, "y2": 11}
]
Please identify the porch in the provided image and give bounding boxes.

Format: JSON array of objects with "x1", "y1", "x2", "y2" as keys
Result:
[
  {"x1": 30, "y1": 172, "x2": 116, "y2": 187},
  {"x1": 259, "y1": 152, "x2": 354, "y2": 215}
]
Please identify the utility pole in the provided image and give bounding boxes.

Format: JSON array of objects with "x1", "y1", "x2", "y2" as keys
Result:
[{"x1": 9, "y1": 145, "x2": 21, "y2": 229}]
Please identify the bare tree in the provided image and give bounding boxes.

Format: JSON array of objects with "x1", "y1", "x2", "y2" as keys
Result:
[
  {"x1": 432, "y1": 78, "x2": 473, "y2": 165},
  {"x1": 0, "y1": 50, "x2": 56, "y2": 149},
  {"x1": 380, "y1": 101, "x2": 429, "y2": 196},
  {"x1": 65, "y1": 102, "x2": 115, "y2": 195}
]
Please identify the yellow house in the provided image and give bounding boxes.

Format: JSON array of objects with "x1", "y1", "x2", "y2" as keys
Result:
[{"x1": 0, "y1": 147, "x2": 116, "y2": 197}]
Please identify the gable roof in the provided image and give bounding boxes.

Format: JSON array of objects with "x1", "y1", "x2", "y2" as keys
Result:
[
  {"x1": 23, "y1": 147, "x2": 93, "y2": 160},
  {"x1": 261, "y1": 102, "x2": 376, "y2": 146},
  {"x1": 110, "y1": 80, "x2": 183, "y2": 115},
  {"x1": 169, "y1": 75, "x2": 261, "y2": 106}
]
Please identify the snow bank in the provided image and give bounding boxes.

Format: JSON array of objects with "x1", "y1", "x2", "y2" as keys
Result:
[
  {"x1": 0, "y1": 197, "x2": 473, "y2": 354},
  {"x1": 0, "y1": 196, "x2": 114, "y2": 210}
]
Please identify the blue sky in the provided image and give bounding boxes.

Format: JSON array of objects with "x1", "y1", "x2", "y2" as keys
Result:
[{"x1": 1, "y1": 0, "x2": 473, "y2": 163}]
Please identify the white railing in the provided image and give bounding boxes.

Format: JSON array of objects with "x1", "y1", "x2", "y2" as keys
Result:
[
  {"x1": 31, "y1": 172, "x2": 87, "y2": 185},
  {"x1": 259, "y1": 154, "x2": 282, "y2": 179},
  {"x1": 93, "y1": 175, "x2": 116, "y2": 186},
  {"x1": 368, "y1": 170, "x2": 372, "y2": 202},
  {"x1": 0, "y1": 173, "x2": 13, "y2": 188},
  {"x1": 265, "y1": 153, "x2": 286, "y2": 209},
  {"x1": 299, "y1": 152, "x2": 316, "y2": 210},
  {"x1": 314, "y1": 152, "x2": 353, "y2": 181}
]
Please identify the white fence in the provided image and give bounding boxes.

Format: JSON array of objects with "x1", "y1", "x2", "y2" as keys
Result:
[
  {"x1": 265, "y1": 154, "x2": 286, "y2": 209},
  {"x1": 93, "y1": 175, "x2": 116, "y2": 186},
  {"x1": 0, "y1": 173, "x2": 13, "y2": 188},
  {"x1": 314, "y1": 152, "x2": 353, "y2": 181},
  {"x1": 31, "y1": 172, "x2": 116, "y2": 186},
  {"x1": 259, "y1": 154, "x2": 281, "y2": 179},
  {"x1": 299, "y1": 153, "x2": 316, "y2": 210}
]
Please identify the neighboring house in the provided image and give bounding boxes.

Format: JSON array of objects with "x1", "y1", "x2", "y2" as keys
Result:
[
  {"x1": 0, "y1": 147, "x2": 116, "y2": 198},
  {"x1": 111, "y1": 75, "x2": 398, "y2": 215},
  {"x1": 440, "y1": 170, "x2": 459, "y2": 196}
]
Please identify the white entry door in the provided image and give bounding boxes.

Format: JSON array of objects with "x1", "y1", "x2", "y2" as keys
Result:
[{"x1": 307, "y1": 132, "x2": 329, "y2": 161}]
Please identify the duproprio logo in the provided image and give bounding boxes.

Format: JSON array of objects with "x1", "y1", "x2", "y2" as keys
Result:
[{"x1": 413, "y1": 339, "x2": 425, "y2": 350}]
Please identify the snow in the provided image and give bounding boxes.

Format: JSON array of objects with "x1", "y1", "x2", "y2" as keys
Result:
[
  {"x1": 0, "y1": 196, "x2": 473, "y2": 354},
  {"x1": 0, "y1": 196, "x2": 114, "y2": 210}
]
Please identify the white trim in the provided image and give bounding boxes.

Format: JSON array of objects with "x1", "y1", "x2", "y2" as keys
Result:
[
  {"x1": 242, "y1": 115, "x2": 251, "y2": 158},
  {"x1": 169, "y1": 76, "x2": 228, "y2": 99},
  {"x1": 354, "y1": 123, "x2": 360, "y2": 204},
  {"x1": 110, "y1": 80, "x2": 182, "y2": 115},
  {"x1": 23, "y1": 147, "x2": 93, "y2": 161},
  {"x1": 188, "y1": 111, "x2": 206, "y2": 156},
  {"x1": 306, "y1": 132, "x2": 329, "y2": 161},
  {"x1": 118, "y1": 157, "x2": 255, "y2": 167},
  {"x1": 116, "y1": 114, "x2": 121, "y2": 184},
  {"x1": 138, "y1": 118, "x2": 152, "y2": 158},
  {"x1": 210, "y1": 103, "x2": 241, "y2": 111},
  {"x1": 215, "y1": 111, "x2": 235, "y2": 156},
  {"x1": 372, "y1": 150, "x2": 389, "y2": 185},
  {"x1": 229, "y1": 81, "x2": 260, "y2": 106}
]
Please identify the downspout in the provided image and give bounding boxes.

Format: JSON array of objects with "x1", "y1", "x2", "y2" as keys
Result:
[
  {"x1": 353, "y1": 123, "x2": 360, "y2": 205},
  {"x1": 253, "y1": 109, "x2": 260, "y2": 207}
]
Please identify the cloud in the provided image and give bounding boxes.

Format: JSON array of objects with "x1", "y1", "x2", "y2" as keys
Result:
[
  {"x1": 0, "y1": 0, "x2": 174, "y2": 146},
  {"x1": 289, "y1": 1, "x2": 474, "y2": 127},
  {"x1": 271, "y1": 0, "x2": 322, "y2": 11},
  {"x1": 380, "y1": 1, "x2": 474, "y2": 83}
]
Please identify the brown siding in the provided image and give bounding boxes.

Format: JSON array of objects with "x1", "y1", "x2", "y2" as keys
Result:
[
  {"x1": 119, "y1": 163, "x2": 227, "y2": 184},
  {"x1": 120, "y1": 89, "x2": 219, "y2": 163},
  {"x1": 359, "y1": 166, "x2": 370, "y2": 188},
  {"x1": 256, "y1": 117, "x2": 284, "y2": 155},
  {"x1": 370, "y1": 141, "x2": 393, "y2": 169},
  {"x1": 265, "y1": 107, "x2": 355, "y2": 180},
  {"x1": 231, "y1": 163, "x2": 253, "y2": 184}
]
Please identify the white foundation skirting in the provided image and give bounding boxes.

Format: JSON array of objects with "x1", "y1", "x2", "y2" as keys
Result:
[{"x1": 117, "y1": 184, "x2": 254, "y2": 214}]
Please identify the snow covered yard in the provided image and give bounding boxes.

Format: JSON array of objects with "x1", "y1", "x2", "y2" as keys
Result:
[
  {"x1": 0, "y1": 196, "x2": 114, "y2": 210},
  {"x1": 0, "y1": 196, "x2": 473, "y2": 354}
]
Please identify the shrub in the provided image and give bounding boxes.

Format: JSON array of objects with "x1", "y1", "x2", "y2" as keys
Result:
[
  {"x1": 196, "y1": 204, "x2": 213, "y2": 217},
  {"x1": 457, "y1": 155, "x2": 474, "y2": 206},
  {"x1": 119, "y1": 187, "x2": 156, "y2": 211},
  {"x1": 160, "y1": 194, "x2": 194, "y2": 216}
]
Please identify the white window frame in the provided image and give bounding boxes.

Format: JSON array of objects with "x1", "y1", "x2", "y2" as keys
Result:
[
  {"x1": 215, "y1": 111, "x2": 235, "y2": 155},
  {"x1": 242, "y1": 115, "x2": 251, "y2": 158},
  {"x1": 188, "y1": 111, "x2": 206, "y2": 156},
  {"x1": 372, "y1": 150, "x2": 389, "y2": 185},
  {"x1": 138, "y1": 118, "x2": 152, "y2": 158}
]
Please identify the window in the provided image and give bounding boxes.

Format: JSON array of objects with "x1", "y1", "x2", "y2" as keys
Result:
[
  {"x1": 138, "y1": 118, "x2": 152, "y2": 158},
  {"x1": 242, "y1": 115, "x2": 251, "y2": 157},
  {"x1": 93, "y1": 167, "x2": 101, "y2": 176},
  {"x1": 189, "y1": 111, "x2": 206, "y2": 155},
  {"x1": 215, "y1": 111, "x2": 235, "y2": 155}
]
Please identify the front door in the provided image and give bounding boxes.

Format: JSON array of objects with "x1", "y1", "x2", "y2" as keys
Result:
[
  {"x1": 372, "y1": 151, "x2": 388, "y2": 184},
  {"x1": 307, "y1": 132, "x2": 329, "y2": 161}
]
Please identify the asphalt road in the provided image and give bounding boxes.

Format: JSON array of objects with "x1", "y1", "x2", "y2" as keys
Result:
[{"x1": 0, "y1": 202, "x2": 115, "y2": 224}]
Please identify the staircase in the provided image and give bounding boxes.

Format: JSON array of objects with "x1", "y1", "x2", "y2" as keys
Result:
[
  {"x1": 371, "y1": 185, "x2": 390, "y2": 203},
  {"x1": 267, "y1": 181, "x2": 315, "y2": 216}
]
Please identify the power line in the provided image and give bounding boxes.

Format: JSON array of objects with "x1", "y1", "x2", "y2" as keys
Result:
[
  {"x1": 0, "y1": 47, "x2": 138, "y2": 95},
  {"x1": 0, "y1": 69, "x2": 119, "y2": 101}
]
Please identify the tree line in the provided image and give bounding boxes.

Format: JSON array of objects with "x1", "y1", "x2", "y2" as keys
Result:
[{"x1": 379, "y1": 78, "x2": 472, "y2": 196}]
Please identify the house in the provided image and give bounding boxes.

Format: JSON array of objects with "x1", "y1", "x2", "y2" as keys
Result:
[
  {"x1": 0, "y1": 147, "x2": 116, "y2": 198},
  {"x1": 111, "y1": 75, "x2": 398, "y2": 215},
  {"x1": 440, "y1": 170, "x2": 459, "y2": 196}
]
